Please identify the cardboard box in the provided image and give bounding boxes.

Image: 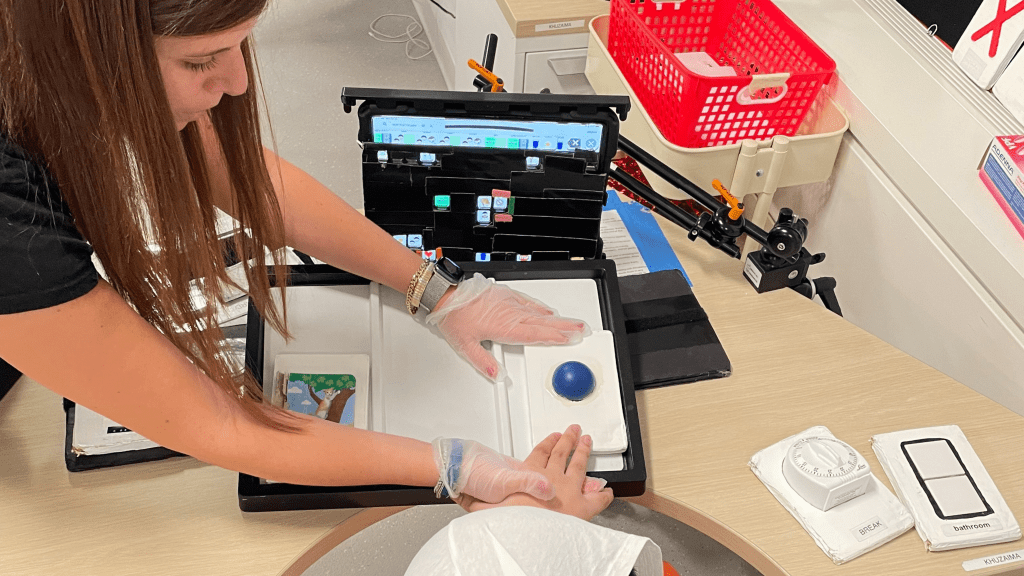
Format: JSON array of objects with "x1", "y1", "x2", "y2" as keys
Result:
[{"x1": 979, "y1": 135, "x2": 1024, "y2": 239}]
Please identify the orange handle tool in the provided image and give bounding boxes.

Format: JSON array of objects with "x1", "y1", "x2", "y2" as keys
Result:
[
  {"x1": 467, "y1": 59, "x2": 504, "y2": 92},
  {"x1": 712, "y1": 179, "x2": 744, "y2": 220}
]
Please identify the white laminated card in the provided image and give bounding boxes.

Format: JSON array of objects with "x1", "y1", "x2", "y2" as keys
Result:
[
  {"x1": 871, "y1": 425, "x2": 1021, "y2": 551},
  {"x1": 750, "y1": 426, "x2": 914, "y2": 565},
  {"x1": 953, "y1": 0, "x2": 1024, "y2": 89}
]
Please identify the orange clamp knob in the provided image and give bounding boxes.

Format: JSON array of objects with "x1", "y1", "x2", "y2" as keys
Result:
[
  {"x1": 467, "y1": 59, "x2": 504, "y2": 92},
  {"x1": 712, "y1": 179, "x2": 744, "y2": 220}
]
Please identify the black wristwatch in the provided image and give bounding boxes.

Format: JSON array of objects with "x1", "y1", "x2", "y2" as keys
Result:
[{"x1": 420, "y1": 257, "x2": 465, "y2": 312}]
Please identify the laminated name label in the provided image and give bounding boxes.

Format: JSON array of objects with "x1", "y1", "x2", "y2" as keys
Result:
[{"x1": 963, "y1": 548, "x2": 1024, "y2": 571}]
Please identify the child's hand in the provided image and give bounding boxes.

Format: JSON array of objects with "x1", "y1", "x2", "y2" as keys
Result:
[{"x1": 456, "y1": 425, "x2": 614, "y2": 520}]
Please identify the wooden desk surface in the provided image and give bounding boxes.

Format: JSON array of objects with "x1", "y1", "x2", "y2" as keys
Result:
[
  {"x1": 0, "y1": 381, "x2": 359, "y2": 576},
  {"x1": 494, "y1": 0, "x2": 609, "y2": 39},
  {"x1": 1, "y1": 211, "x2": 1022, "y2": 576},
  {"x1": 634, "y1": 216, "x2": 1024, "y2": 575}
]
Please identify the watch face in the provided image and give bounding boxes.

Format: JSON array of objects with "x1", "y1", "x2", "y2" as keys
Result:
[{"x1": 436, "y1": 257, "x2": 464, "y2": 282}]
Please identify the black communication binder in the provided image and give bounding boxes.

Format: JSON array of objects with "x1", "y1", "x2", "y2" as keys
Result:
[
  {"x1": 341, "y1": 88, "x2": 629, "y2": 262},
  {"x1": 0, "y1": 357, "x2": 19, "y2": 402},
  {"x1": 63, "y1": 399, "x2": 183, "y2": 472},
  {"x1": 618, "y1": 270, "x2": 731, "y2": 389},
  {"x1": 61, "y1": 324, "x2": 247, "y2": 472}
]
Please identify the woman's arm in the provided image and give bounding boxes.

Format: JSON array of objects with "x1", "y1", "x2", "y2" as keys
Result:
[
  {"x1": 0, "y1": 281, "x2": 437, "y2": 487},
  {"x1": 200, "y1": 118, "x2": 423, "y2": 293},
  {"x1": 263, "y1": 148, "x2": 425, "y2": 293}
]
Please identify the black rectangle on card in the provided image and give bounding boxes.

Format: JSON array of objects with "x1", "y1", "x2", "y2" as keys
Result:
[{"x1": 900, "y1": 438, "x2": 995, "y2": 520}]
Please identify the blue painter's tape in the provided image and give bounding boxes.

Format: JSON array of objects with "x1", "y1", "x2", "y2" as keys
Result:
[{"x1": 604, "y1": 192, "x2": 691, "y2": 285}]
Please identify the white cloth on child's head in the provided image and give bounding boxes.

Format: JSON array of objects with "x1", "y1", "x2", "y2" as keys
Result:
[{"x1": 404, "y1": 506, "x2": 662, "y2": 576}]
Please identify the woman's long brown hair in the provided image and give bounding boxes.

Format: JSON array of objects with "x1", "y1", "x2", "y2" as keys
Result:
[{"x1": 0, "y1": 0, "x2": 298, "y2": 431}]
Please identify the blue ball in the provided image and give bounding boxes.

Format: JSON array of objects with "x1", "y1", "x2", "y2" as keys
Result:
[{"x1": 552, "y1": 361, "x2": 596, "y2": 402}]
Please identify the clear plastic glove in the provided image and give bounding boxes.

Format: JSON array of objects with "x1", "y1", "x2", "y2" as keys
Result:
[
  {"x1": 425, "y1": 273, "x2": 591, "y2": 381},
  {"x1": 454, "y1": 425, "x2": 615, "y2": 520},
  {"x1": 432, "y1": 438, "x2": 556, "y2": 504}
]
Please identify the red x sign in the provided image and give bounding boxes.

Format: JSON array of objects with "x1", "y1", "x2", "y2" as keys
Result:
[{"x1": 972, "y1": 0, "x2": 1024, "y2": 58}]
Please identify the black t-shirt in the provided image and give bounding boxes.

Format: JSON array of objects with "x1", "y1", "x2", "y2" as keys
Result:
[{"x1": 0, "y1": 133, "x2": 99, "y2": 314}]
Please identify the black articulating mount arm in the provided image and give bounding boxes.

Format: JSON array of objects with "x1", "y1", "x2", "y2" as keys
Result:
[{"x1": 610, "y1": 135, "x2": 842, "y2": 316}]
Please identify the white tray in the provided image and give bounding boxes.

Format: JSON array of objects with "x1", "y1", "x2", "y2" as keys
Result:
[{"x1": 262, "y1": 279, "x2": 627, "y2": 472}]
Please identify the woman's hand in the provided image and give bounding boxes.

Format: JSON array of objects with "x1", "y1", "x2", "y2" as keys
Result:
[
  {"x1": 432, "y1": 438, "x2": 556, "y2": 504},
  {"x1": 425, "y1": 274, "x2": 590, "y2": 381},
  {"x1": 456, "y1": 425, "x2": 614, "y2": 520}
]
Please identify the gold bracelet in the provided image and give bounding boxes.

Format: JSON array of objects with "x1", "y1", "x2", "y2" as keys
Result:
[{"x1": 406, "y1": 261, "x2": 433, "y2": 315}]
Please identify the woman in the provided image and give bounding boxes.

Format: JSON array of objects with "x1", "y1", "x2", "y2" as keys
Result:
[{"x1": 0, "y1": 0, "x2": 601, "y2": 506}]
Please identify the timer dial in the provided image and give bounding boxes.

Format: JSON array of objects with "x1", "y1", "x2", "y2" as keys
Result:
[
  {"x1": 790, "y1": 437, "x2": 861, "y2": 477},
  {"x1": 783, "y1": 436, "x2": 872, "y2": 511}
]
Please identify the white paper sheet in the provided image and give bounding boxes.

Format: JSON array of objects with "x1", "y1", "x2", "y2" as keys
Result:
[{"x1": 600, "y1": 210, "x2": 649, "y2": 277}]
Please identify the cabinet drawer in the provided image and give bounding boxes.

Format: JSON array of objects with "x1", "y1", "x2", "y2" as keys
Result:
[{"x1": 523, "y1": 48, "x2": 595, "y2": 95}]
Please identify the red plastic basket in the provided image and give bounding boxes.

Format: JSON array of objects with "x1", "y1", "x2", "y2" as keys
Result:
[{"x1": 607, "y1": 0, "x2": 835, "y2": 148}]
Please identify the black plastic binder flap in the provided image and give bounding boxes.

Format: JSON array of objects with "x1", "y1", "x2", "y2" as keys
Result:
[
  {"x1": 442, "y1": 247, "x2": 475, "y2": 261},
  {"x1": 346, "y1": 87, "x2": 624, "y2": 261},
  {"x1": 618, "y1": 270, "x2": 730, "y2": 389},
  {"x1": 511, "y1": 197, "x2": 604, "y2": 219},
  {"x1": 436, "y1": 152, "x2": 523, "y2": 175},
  {"x1": 495, "y1": 215, "x2": 600, "y2": 239},
  {"x1": 64, "y1": 400, "x2": 183, "y2": 472},
  {"x1": 433, "y1": 211, "x2": 478, "y2": 231},
  {"x1": 0, "y1": 357, "x2": 18, "y2": 398},
  {"x1": 425, "y1": 176, "x2": 509, "y2": 196},
  {"x1": 511, "y1": 169, "x2": 607, "y2": 195},
  {"x1": 364, "y1": 211, "x2": 434, "y2": 227},
  {"x1": 340, "y1": 88, "x2": 630, "y2": 164},
  {"x1": 364, "y1": 188, "x2": 430, "y2": 213},
  {"x1": 493, "y1": 234, "x2": 598, "y2": 258},
  {"x1": 540, "y1": 154, "x2": 588, "y2": 174},
  {"x1": 542, "y1": 188, "x2": 608, "y2": 202},
  {"x1": 621, "y1": 295, "x2": 708, "y2": 331}
]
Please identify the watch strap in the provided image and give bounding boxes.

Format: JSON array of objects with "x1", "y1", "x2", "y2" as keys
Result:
[{"x1": 420, "y1": 268, "x2": 455, "y2": 312}]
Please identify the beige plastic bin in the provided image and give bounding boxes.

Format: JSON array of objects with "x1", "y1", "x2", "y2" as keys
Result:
[{"x1": 586, "y1": 15, "x2": 849, "y2": 245}]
